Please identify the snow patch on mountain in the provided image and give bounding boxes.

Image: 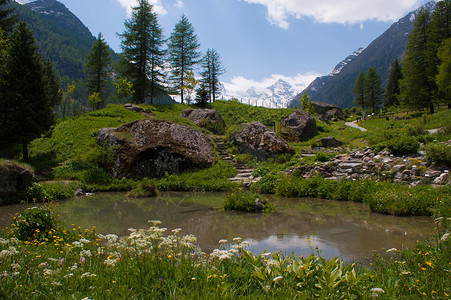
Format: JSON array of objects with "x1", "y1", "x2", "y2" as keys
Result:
[
  {"x1": 329, "y1": 47, "x2": 365, "y2": 76},
  {"x1": 221, "y1": 73, "x2": 319, "y2": 108}
]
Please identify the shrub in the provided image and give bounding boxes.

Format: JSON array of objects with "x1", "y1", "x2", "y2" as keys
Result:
[
  {"x1": 404, "y1": 122, "x2": 425, "y2": 136},
  {"x1": 127, "y1": 179, "x2": 158, "y2": 198},
  {"x1": 224, "y1": 190, "x2": 274, "y2": 212},
  {"x1": 53, "y1": 160, "x2": 113, "y2": 184},
  {"x1": 386, "y1": 136, "x2": 420, "y2": 155},
  {"x1": 425, "y1": 143, "x2": 451, "y2": 167},
  {"x1": 250, "y1": 173, "x2": 278, "y2": 194},
  {"x1": 315, "y1": 151, "x2": 335, "y2": 162},
  {"x1": 12, "y1": 207, "x2": 62, "y2": 241}
]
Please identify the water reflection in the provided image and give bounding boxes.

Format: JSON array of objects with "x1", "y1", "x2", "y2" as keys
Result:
[{"x1": 1, "y1": 192, "x2": 435, "y2": 262}]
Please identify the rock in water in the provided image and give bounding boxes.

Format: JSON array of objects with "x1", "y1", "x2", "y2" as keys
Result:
[
  {"x1": 281, "y1": 111, "x2": 318, "y2": 141},
  {"x1": 0, "y1": 161, "x2": 35, "y2": 199},
  {"x1": 231, "y1": 122, "x2": 295, "y2": 160},
  {"x1": 97, "y1": 119, "x2": 214, "y2": 179}
]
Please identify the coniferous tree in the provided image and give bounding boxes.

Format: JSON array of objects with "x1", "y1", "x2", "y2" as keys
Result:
[
  {"x1": 436, "y1": 38, "x2": 451, "y2": 102},
  {"x1": 200, "y1": 49, "x2": 225, "y2": 103},
  {"x1": 0, "y1": 0, "x2": 17, "y2": 35},
  {"x1": 364, "y1": 67, "x2": 384, "y2": 113},
  {"x1": 400, "y1": 9, "x2": 435, "y2": 113},
  {"x1": 119, "y1": 0, "x2": 166, "y2": 104},
  {"x1": 352, "y1": 70, "x2": 366, "y2": 111},
  {"x1": 0, "y1": 22, "x2": 60, "y2": 161},
  {"x1": 384, "y1": 59, "x2": 403, "y2": 108},
  {"x1": 168, "y1": 14, "x2": 201, "y2": 104},
  {"x1": 85, "y1": 33, "x2": 111, "y2": 109}
]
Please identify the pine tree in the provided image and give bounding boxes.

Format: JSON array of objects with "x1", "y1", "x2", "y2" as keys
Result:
[
  {"x1": 436, "y1": 38, "x2": 451, "y2": 102},
  {"x1": 119, "y1": 0, "x2": 166, "y2": 104},
  {"x1": 0, "y1": 0, "x2": 17, "y2": 35},
  {"x1": 0, "y1": 22, "x2": 60, "y2": 161},
  {"x1": 85, "y1": 33, "x2": 111, "y2": 109},
  {"x1": 384, "y1": 59, "x2": 403, "y2": 108},
  {"x1": 352, "y1": 70, "x2": 366, "y2": 111},
  {"x1": 364, "y1": 67, "x2": 384, "y2": 113},
  {"x1": 168, "y1": 15, "x2": 201, "y2": 104},
  {"x1": 400, "y1": 9, "x2": 435, "y2": 113},
  {"x1": 200, "y1": 49, "x2": 226, "y2": 103}
]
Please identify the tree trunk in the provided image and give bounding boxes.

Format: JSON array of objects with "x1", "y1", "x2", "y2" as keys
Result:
[
  {"x1": 22, "y1": 142, "x2": 29, "y2": 162},
  {"x1": 430, "y1": 102, "x2": 435, "y2": 114}
]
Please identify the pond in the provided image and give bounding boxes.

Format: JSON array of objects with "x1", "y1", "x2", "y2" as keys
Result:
[{"x1": 0, "y1": 192, "x2": 435, "y2": 262}]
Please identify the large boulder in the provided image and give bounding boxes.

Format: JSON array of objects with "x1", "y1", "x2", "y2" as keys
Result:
[
  {"x1": 0, "y1": 161, "x2": 35, "y2": 199},
  {"x1": 281, "y1": 110, "x2": 318, "y2": 141},
  {"x1": 180, "y1": 109, "x2": 226, "y2": 134},
  {"x1": 312, "y1": 101, "x2": 345, "y2": 122},
  {"x1": 231, "y1": 122, "x2": 295, "y2": 160},
  {"x1": 316, "y1": 136, "x2": 343, "y2": 148},
  {"x1": 97, "y1": 119, "x2": 214, "y2": 178}
]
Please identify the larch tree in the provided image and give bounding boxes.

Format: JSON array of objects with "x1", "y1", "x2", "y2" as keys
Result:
[
  {"x1": 0, "y1": 22, "x2": 61, "y2": 161},
  {"x1": 400, "y1": 9, "x2": 435, "y2": 113},
  {"x1": 0, "y1": 0, "x2": 17, "y2": 35},
  {"x1": 364, "y1": 67, "x2": 384, "y2": 113},
  {"x1": 384, "y1": 59, "x2": 403, "y2": 108},
  {"x1": 168, "y1": 14, "x2": 201, "y2": 104},
  {"x1": 119, "y1": 0, "x2": 166, "y2": 104},
  {"x1": 352, "y1": 70, "x2": 366, "y2": 112},
  {"x1": 436, "y1": 38, "x2": 451, "y2": 102},
  {"x1": 200, "y1": 49, "x2": 226, "y2": 103},
  {"x1": 85, "y1": 33, "x2": 111, "y2": 109}
]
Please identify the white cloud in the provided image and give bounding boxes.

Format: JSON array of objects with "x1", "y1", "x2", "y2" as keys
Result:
[
  {"x1": 174, "y1": 0, "x2": 184, "y2": 8},
  {"x1": 243, "y1": 0, "x2": 424, "y2": 28},
  {"x1": 223, "y1": 72, "x2": 319, "y2": 97},
  {"x1": 115, "y1": 0, "x2": 167, "y2": 16}
]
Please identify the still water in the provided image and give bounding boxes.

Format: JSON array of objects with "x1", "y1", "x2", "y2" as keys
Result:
[{"x1": 1, "y1": 192, "x2": 435, "y2": 262}]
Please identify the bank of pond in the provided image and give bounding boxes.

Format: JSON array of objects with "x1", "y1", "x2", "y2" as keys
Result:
[{"x1": 0, "y1": 191, "x2": 450, "y2": 299}]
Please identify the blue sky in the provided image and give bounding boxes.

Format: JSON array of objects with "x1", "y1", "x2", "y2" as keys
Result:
[{"x1": 17, "y1": 0, "x2": 431, "y2": 95}]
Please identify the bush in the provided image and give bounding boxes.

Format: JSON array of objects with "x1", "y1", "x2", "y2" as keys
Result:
[
  {"x1": 315, "y1": 151, "x2": 335, "y2": 162},
  {"x1": 425, "y1": 143, "x2": 451, "y2": 167},
  {"x1": 386, "y1": 136, "x2": 420, "y2": 155},
  {"x1": 404, "y1": 122, "x2": 425, "y2": 136},
  {"x1": 12, "y1": 207, "x2": 62, "y2": 241},
  {"x1": 224, "y1": 190, "x2": 274, "y2": 212},
  {"x1": 53, "y1": 160, "x2": 113, "y2": 184},
  {"x1": 250, "y1": 173, "x2": 278, "y2": 194},
  {"x1": 127, "y1": 179, "x2": 158, "y2": 198}
]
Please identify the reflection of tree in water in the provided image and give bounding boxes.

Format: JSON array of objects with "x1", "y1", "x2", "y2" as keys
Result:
[{"x1": 52, "y1": 192, "x2": 434, "y2": 261}]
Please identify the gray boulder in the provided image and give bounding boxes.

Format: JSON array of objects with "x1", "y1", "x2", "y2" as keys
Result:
[
  {"x1": 312, "y1": 101, "x2": 346, "y2": 122},
  {"x1": 316, "y1": 136, "x2": 343, "y2": 148},
  {"x1": 97, "y1": 119, "x2": 214, "y2": 178},
  {"x1": 0, "y1": 161, "x2": 35, "y2": 199},
  {"x1": 281, "y1": 110, "x2": 317, "y2": 141},
  {"x1": 180, "y1": 109, "x2": 226, "y2": 134},
  {"x1": 231, "y1": 122, "x2": 295, "y2": 161}
]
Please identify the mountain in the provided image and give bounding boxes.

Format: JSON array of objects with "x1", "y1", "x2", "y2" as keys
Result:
[
  {"x1": 10, "y1": 0, "x2": 96, "y2": 84},
  {"x1": 221, "y1": 78, "x2": 307, "y2": 108},
  {"x1": 290, "y1": 0, "x2": 438, "y2": 109}
]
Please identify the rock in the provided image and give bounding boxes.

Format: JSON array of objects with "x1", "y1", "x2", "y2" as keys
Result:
[
  {"x1": 316, "y1": 136, "x2": 343, "y2": 148},
  {"x1": 392, "y1": 165, "x2": 406, "y2": 172},
  {"x1": 124, "y1": 103, "x2": 150, "y2": 113},
  {"x1": 74, "y1": 189, "x2": 84, "y2": 197},
  {"x1": 231, "y1": 122, "x2": 295, "y2": 161},
  {"x1": 425, "y1": 170, "x2": 442, "y2": 178},
  {"x1": 281, "y1": 110, "x2": 317, "y2": 141},
  {"x1": 0, "y1": 160, "x2": 35, "y2": 199},
  {"x1": 433, "y1": 173, "x2": 449, "y2": 185},
  {"x1": 97, "y1": 119, "x2": 214, "y2": 179},
  {"x1": 180, "y1": 109, "x2": 226, "y2": 134},
  {"x1": 311, "y1": 101, "x2": 346, "y2": 122}
]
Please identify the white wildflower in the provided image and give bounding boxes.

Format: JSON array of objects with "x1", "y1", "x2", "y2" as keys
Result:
[
  {"x1": 128, "y1": 228, "x2": 136, "y2": 232},
  {"x1": 47, "y1": 258, "x2": 58, "y2": 262},
  {"x1": 0, "y1": 238, "x2": 8, "y2": 245},
  {"x1": 0, "y1": 271, "x2": 8, "y2": 277},
  {"x1": 64, "y1": 273, "x2": 74, "y2": 279},
  {"x1": 172, "y1": 228, "x2": 182, "y2": 234},
  {"x1": 0, "y1": 250, "x2": 12, "y2": 258},
  {"x1": 401, "y1": 271, "x2": 411, "y2": 275},
  {"x1": 38, "y1": 262, "x2": 48, "y2": 268},
  {"x1": 72, "y1": 241, "x2": 83, "y2": 248},
  {"x1": 273, "y1": 276, "x2": 283, "y2": 283},
  {"x1": 51, "y1": 281, "x2": 62, "y2": 286},
  {"x1": 105, "y1": 234, "x2": 119, "y2": 243},
  {"x1": 149, "y1": 220, "x2": 162, "y2": 226},
  {"x1": 11, "y1": 271, "x2": 20, "y2": 276},
  {"x1": 11, "y1": 263, "x2": 21, "y2": 270},
  {"x1": 43, "y1": 269, "x2": 54, "y2": 276},
  {"x1": 80, "y1": 250, "x2": 92, "y2": 258},
  {"x1": 371, "y1": 288, "x2": 385, "y2": 294},
  {"x1": 386, "y1": 248, "x2": 398, "y2": 253},
  {"x1": 232, "y1": 237, "x2": 242, "y2": 242},
  {"x1": 9, "y1": 238, "x2": 19, "y2": 245},
  {"x1": 104, "y1": 259, "x2": 117, "y2": 267},
  {"x1": 441, "y1": 233, "x2": 449, "y2": 242},
  {"x1": 70, "y1": 263, "x2": 78, "y2": 271},
  {"x1": 218, "y1": 239, "x2": 228, "y2": 244},
  {"x1": 79, "y1": 238, "x2": 91, "y2": 244},
  {"x1": 261, "y1": 252, "x2": 272, "y2": 257}
]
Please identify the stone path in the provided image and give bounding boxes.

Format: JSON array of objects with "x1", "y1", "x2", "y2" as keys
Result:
[
  {"x1": 345, "y1": 121, "x2": 368, "y2": 132},
  {"x1": 212, "y1": 136, "x2": 260, "y2": 187}
]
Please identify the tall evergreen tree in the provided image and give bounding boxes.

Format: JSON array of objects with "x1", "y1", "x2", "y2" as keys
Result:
[
  {"x1": 200, "y1": 49, "x2": 226, "y2": 103},
  {"x1": 85, "y1": 33, "x2": 111, "y2": 109},
  {"x1": 436, "y1": 38, "x2": 451, "y2": 102},
  {"x1": 400, "y1": 9, "x2": 435, "y2": 113},
  {"x1": 0, "y1": 0, "x2": 17, "y2": 34},
  {"x1": 352, "y1": 70, "x2": 366, "y2": 111},
  {"x1": 384, "y1": 59, "x2": 403, "y2": 108},
  {"x1": 364, "y1": 67, "x2": 384, "y2": 113},
  {"x1": 0, "y1": 22, "x2": 60, "y2": 161},
  {"x1": 168, "y1": 14, "x2": 201, "y2": 104},
  {"x1": 119, "y1": 0, "x2": 166, "y2": 104}
]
